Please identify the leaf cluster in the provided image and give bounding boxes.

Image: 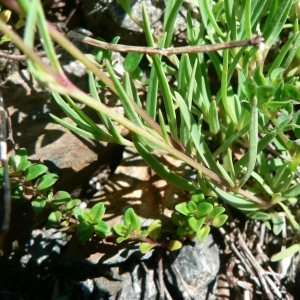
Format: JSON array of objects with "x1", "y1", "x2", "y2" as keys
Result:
[
  {"x1": 172, "y1": 190, "x2": 228, "y2": 242},
  {"x1": 0, "y1": 0, "x2": 300, "y2": 262}
]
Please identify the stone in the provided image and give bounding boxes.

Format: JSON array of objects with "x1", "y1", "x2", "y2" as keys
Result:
[{"x1": 164, "y1": 236, "x2": 219, "y2": 299}]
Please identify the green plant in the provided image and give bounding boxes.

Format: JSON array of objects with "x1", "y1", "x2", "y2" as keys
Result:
[{"x1": 0, "y1": 0, "x2": 300, "y2": 261}]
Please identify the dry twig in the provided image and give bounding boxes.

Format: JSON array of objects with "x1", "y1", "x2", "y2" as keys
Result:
[{"x1": 66, "y1": 31, "x2": 264, "y2": 56}]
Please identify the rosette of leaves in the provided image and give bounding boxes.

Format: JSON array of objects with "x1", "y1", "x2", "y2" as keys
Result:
[
  {"x1": 73, "y1": 202, "x2": 111, "y2": 243},
  {"x1": 114, "y1": 209, "x2": 182, "y2": 253},
  {"x1": 172, "y1": 190, "x2": 228, "y2": 242},
  {"x1": 113, "y1": 208, "x2": 148, "y2": 243},
  {"x1": 0, "y1": 148, "x2": 59, "y2": 201}
]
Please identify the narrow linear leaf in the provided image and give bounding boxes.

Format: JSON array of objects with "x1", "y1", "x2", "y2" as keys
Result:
[
  {"x1": 133, "y1": 136, "x2": 196, "y2": 192},
  {"x1": 271, "y1": 244, "x2": 300, "y2": 262}
]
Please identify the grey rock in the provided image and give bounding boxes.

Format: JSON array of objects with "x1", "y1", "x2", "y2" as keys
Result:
[
  {"x1": 93, "y1": 235, "x2": 219, "y2": 299},
  {"x1": 164, "y1": 235, "x2": 219, "y2": 299}
]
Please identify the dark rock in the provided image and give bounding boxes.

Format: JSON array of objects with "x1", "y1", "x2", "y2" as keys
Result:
[
  {"x1": 164, "y1": 236, "x2": 219, "y2": 299},
  {"x1": 81, "y1": 0, "x2": 199, "y2": 46}
]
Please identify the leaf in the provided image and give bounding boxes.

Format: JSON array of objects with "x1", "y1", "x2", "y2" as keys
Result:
[
  {"x1": 37, "y1": 173, "x2": 59, "y2": 191},
  {"x1": 256, "y1": 85, "x2": 274, "y2": 105},
  {"x1": 124, "y1": 208, "x2": 141, "y2": 231},
  {"x1": 65, "y1": 199, "x2": 81, "y2": 211},
  {"x1": 52, "y1": 191, "x2": 71, "y2": 205},
  {"x1": 197, "y1": 202, "x2": 213, "y2": 218},
  {"x1": 114, "y1": 224, "x2": 127, "y2": 236},
  {"x1": 209, "y1": 183, "x2": 260, "y2": 211},
  {"x1": 11, "y1": 182, "x2": 23, "y2": 200},
  {"x1": 50, "y1": 113, "x2": 117, "y2": 143},
  {"x1": 168, "y1": 240, "x2": 182, "y2": 251},
  {"x1": 263, "y1": 0, "x2": 292, "y2": 48},
  {"x1": 175, "y1": 203, "x2": 190, "y2": 216},
  {"x1": 212, "y1": 215, "x2": 228, "y2": 227},
  {"x1": 282, "y1": 183, "x2": 300, "y2": 198},
  {"x1": 293, "y1": 110, "x2": 300, "y2": 139},
  {"x1": 8, "y1": 155, "x2": 21, "y2": 171},
  {"x1": 25, "y1": 164, "x2": 48, "y2": 181},
  {"x1": 90, "y1": 202, "x2": 106, "y2": 223},
  {"x1": 269, "y1": 211, "x2": 284, "y2": 235},
  {"x1": 17, "y1": 160, "x2": 31, "y2": 172},
  {"x1": 246, "y1": 211, "x2": 270, "y2": 221},
  {"x1": 76, "y1": 222, "x2": 94, "y2": 243},
  {"x1": 171, "y1": 212, "x2": 184, "y2": 226},
  {"x1": 148, "y1": 220, "x2": 161, "y2": 240},
  {"x1": 271, "y1": 243, "x2": 300, "y2": 262},
  {"x1": 116, "y1": 236, "x2": 127, "y2": 243},
  {"x1": 175, "y1": 92, "x2": 220, "y2": 175},
  {"x1": 208, "y1": 100, "x2": 220, "y2": 134},
  {"x1": 187, "y1": 201, "x2": 197, "y2": 213},
  {"x1": 0, "y1": 10, "x2": 11, "y2": 23},
  {"x1": 32, "y1": 196, "x2": 47, "y2": 215},
  {"x1": 48, "y1": 211, "x2": 62, "y2": 225},
  {"x1": 140, "y1": 242, "x2": 156, "y2": 254},
  {"x1": 190, "y1": 190, "x2": 205, "y2": 204},
  {"x1": 188, "y1": 216, "x2": 205, "y2": 232},
  {"x1": 78, "y1": 210, "x2": 92, "y2": 223},
  {"x1": 94, "y1": 221, "x2": 110, "y2": 238},
  {"x1": 196, "y1": 226, "x2": 210, "y2": 242},
  {"x1": 278, "y1": 202, "x2": 300, "y2": 232},
  {"x1": 206, "y1": 207, "x2": 226, "y2": 221},
  {"x1": 133, "y1": 137, "x2": 196, "y2": 192},
  {"x1": 124, "y1": 52, "x2": 144, "y2": 73},
  {"x1": 282, "y1": 84, "x2": 300, "y2": 101}
]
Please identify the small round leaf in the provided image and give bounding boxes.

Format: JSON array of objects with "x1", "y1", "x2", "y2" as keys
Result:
[
  {"x1": 25, "y1": 164, "x2": 48, "y2": 181},
  {"x1": 196, "y1": 226, "x2": 210, "y2": 242},
  {"x1": 32, "y1": 196, "x2": 46, "y2": 215},
  {"x1": 52, "y1": 191, "x2": 71, "y2": 205},
  {"x1": 65, "y1": 199, "x2": 81, "y2": 211},
  {"x1": 140, "y1": 242, "x2": 156, "y2": 254},
  {"x1": 148, "y1": 220, "x2": 161, "y2": 240},
  {"x1": 77, "y1": 222, "x2": 94, "y2": 243},
  {"x1": 90, "y1": 202, "x2": 106, "y2": 223},
  {"x1": 168, "y1": 240, "x2": 182, "y2": 251},
  {"x1": 37, "y1": 173, "x2": 59, "y2": 191},
  {"x1": 114, "y1": 224, "x2": 127, "y2": 236},
  {"x1": 124, "y1": 208, "x2": 141, "y2": 231},
  {"x1": 94, "y1": 221, "x2": 110, "y2": 238},
  {"x1": 175, "y1": 203, "x2": 190, "y2": 216},
  {"x1": 188, "y1": 216, "x2": 205, "y2": 232},
  {"x1": 212, "y1": 215, "x2": 228, "y2": 228}
]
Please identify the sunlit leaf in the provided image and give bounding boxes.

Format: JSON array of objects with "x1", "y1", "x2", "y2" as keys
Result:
[
  {"x1": 271, "y1": 243, "x2": 300, "y2": 262},
  {"x1": 140, "y1": 242, "x2": 156, "y2": 253},
  {"x1": 168, "y1": 240, "x2": 182, "y2": 251},
  {"x1": 124, "y1": 208, "x2": 141, "y2": 231},
  {"x1": 196, "y1": 226, "x2": 210, "y2": 242},
  {"x1": 148, "y1": 220, "x2": 161, "y2": 240},
  {"x1": 37, "y1": 173, "x2": 59, "y2": 191}
]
